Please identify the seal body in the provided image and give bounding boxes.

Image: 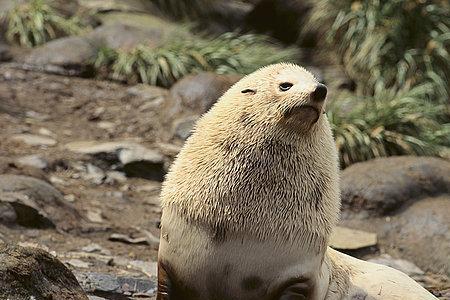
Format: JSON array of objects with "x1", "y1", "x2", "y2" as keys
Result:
[{"x1": 157, "y1": 63, "x2": 437, "y2": 300}]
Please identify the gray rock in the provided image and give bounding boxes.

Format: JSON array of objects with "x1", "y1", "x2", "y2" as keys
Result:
[
  {"x1": 96, "y1": 12, "x2": 178, "y2": 37},
  {"x1": 81, "y1": 243, "x2": 103, "y2": 253},
  {"x1": 15, "y1": 155, "x2": 48, "y2": 170},
  {"x1": 368, "y1": 254, "x2": 424, "y2": 276},
  {"x1": 119, "y1": 147, "x2": 164, "y2": 166},
  {"x1": 75, "y1": 272, "x2": 156, "y2": 298},
  {"x1": 0, "y1": 243, "x2": 88, "y2": 300},
  {"x1": 245, "y1": 0, "x2": 312, "y2": 44},
  {"x1": 203, "y1": 1, "x2": 253, "y2": 33},
  {"x1": 173, "y1": 115, "x2": 199, "y2": 140},
  {"x1": 105, "y1": 171, "x2": 127, "y2": 184},
  {"x1": 341, "y1": 195, "x2": 450, "y2": 275},
  {"x1": 22, "y1": 18, "x2": 164, "y2": 75},
  {"x1": 169, "y1": 72, "x2": 241, "y2": 115},
  {"x1": 83, "y1": 163, "x2": 106, "y2": 185},
  {"x1": 87, "y1": 23, "x2": 164, "y2": 51},
  {"x1": 329, "y1": 226, "x2": 377, "y2": 250},
  {"x1": 109, "y1": 233, "x2": 149, "y2": 245},
  {"x1": 78, "y1": 0, "x2": 156, "y2": 14},
  {"x1": 65, "y1": 141, "x2": 166, "y2": 181},
  {"x1": 341, "y1": 156, "x2": 450, "y2": 216},
  {"x1": 65, "y1": 258, "x2": 92, "y2": 269},
  {"x1": 119, "y1": 147, "x2": 164, "y2": 179},
  {"x1": 127, "y1": 84, "x2": 168, "y2": 111},
  {"x1": 0, "y1": 202, "x2": 16, "y2": 224},
  {"x1": 387, "y1": 196, "x2": 450, "y2": 275},
  {"x1": 0, "y1": 156, "x2": 48, "y2": 181},
  {"x1": 85, "y1": 209, "x2": 104, "y2": 224},
  {"x1": 65, "y1": 140, "x2": 142, "y2": 155},
  {"x1": 11, "y1": 134, "x2": 57, "y2": 146},
  {"x1": 0, "y1": 175, "x2": 82, "y2": 231},
  {"x1": 88, "y1": 296, "x2": 107, "y2": 300},
  {"x1": 81, "y1": 243, "x2": 110, "y2": 256},
  {"x1": 0, "y1": 42, "x2": 12, "y2": 62},
  {"x1": 22, "y1": 36, "x2": 97, "y2": 76}
]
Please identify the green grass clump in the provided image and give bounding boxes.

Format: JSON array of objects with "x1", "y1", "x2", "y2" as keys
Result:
[
  {"x1": 306, "y1": 0, "x2": 450, "y2": 98},
  {"x1": 94, "y1": 32, "x2": 299, "y2": 87},
  {"x1": 3, "y1": 0, "x2": 85, "y2": 47},
  {"x1": 305, "y1": 0, "x2": 450, "y2": 166},
  {"x1": 328, "y1": 83, "x2": 450, "y2": 167}
]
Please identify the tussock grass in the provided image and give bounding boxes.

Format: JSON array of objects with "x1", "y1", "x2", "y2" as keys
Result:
[
  {"x1": 306, "y1": 0, "x2": 450, "y2": 99},
  {"x1": 3, "y1": 0, "x2": 85, "y2": 47},
  {"x1": 94, "y1": 32, "x2": 299, "y2": 87},
  {"x1": 328, "y1": 83, "x2": 450, "y2": 167},
  {"x1": 305, "y1": 0, "x2": 450, "y2": 165}
]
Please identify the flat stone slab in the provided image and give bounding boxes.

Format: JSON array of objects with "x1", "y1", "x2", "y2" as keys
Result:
[{"x1": 330, "y1": 226, "x2": 377, "y2": 250}]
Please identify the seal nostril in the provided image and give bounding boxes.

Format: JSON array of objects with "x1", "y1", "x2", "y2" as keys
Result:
[{"x1": 311, "y1": 84, "x2": 327, "y2": 102}]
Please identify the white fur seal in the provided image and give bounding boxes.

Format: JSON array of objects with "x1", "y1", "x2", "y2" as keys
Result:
[{"x1": 157, "y1": 63, "x2": 437, "y2": 300}]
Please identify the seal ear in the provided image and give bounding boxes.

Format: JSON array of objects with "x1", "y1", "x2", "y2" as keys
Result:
[{"x1": 241, "y1": 88, "x2": 256, "y2": 95}]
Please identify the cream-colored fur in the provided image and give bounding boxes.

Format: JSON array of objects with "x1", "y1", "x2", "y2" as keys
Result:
[
  {"x1": 326, "y1": 248, "x2": 437, "y2": 299},
  {"x1": 161, "y1": 63, "x2": 339, "y2": 246},
  {"x1": 158, "y1": 63, "x2": 437, "y2": 300}
]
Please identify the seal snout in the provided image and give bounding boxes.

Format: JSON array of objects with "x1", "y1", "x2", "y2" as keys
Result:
[{"x1": 311, "y1": 83, "x2": 327, "y2": 103}]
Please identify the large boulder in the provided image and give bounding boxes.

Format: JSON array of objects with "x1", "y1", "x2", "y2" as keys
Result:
[
  {"x1": 341, "y1": 196, "x2": 450, "y2": 275},
  {"x1": 169, "y1": 72, "x2": 241, "y2": 114},
  {"x1": 383, "y1": 196, "x2": 450, "y2": 275},
  {"x1": 22, "y1": 36, "x2": 97, "y2": 76},
  {"x1": 0, "y1": 175, "x2": 82, "y2": 231},
  {"x1": 245, "y1": 0, "x2": 312, "y2": 44},
  {"x1": 0, "y1": 243, "x2": 88, "y2": 300},
  {"x1": 340, "y1": 156, "x2": 450, "y2": 275},
  {"x1": 165, "y1": 72, "x2": 241, "y2": 141},
  {"x1": 96, "y1": 12, "x2": 179, "y2": 40},
  {"x1": 86, "y1": 23, "x2": 165, "y2": 51},
  {"x1": 340, "y1": 156, "x2": 450, "y2": 217},
  {"x1": 21, "y1": 13, "x2": 182, "y2": 76},
  {"x1": 201, "y1": 1, "x2": 254, "y2": 34}
]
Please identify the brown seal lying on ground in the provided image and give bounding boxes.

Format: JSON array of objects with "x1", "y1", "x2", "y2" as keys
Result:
[{"x1": 157, "y1": 63, "x2": 438, "y2": 300}]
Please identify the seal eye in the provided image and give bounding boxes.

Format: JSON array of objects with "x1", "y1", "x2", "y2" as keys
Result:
[
  {"x1": 279, "y1": 82, "x2": 293, "y2": 91},
  {"x1": 241, "y1": 89, "x2": 256, "y2": 94}
]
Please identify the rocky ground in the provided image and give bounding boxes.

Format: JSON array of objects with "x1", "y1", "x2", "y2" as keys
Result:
[{"x1": 0, "y1": 64, "x2": 449, "y2": 299}]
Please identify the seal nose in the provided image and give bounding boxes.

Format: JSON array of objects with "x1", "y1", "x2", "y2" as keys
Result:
[{"x1": 311, "y1": 83, "x2": 327, "y2": 102}]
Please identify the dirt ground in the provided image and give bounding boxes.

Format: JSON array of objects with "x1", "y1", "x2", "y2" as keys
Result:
[{"x1": 0, "y1": 64, "x2": 166, "y2": 282}]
